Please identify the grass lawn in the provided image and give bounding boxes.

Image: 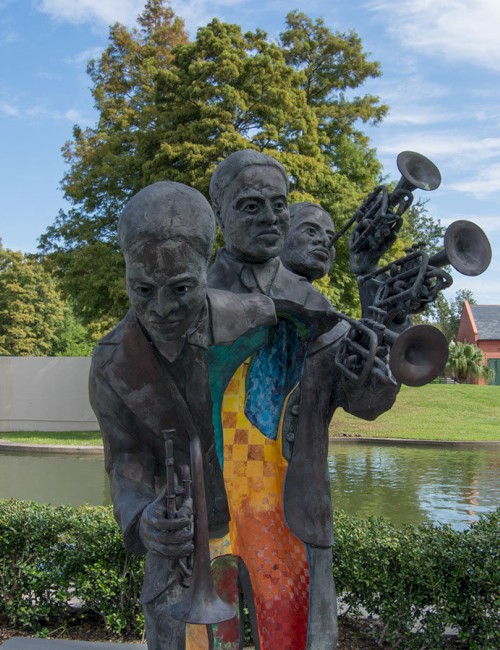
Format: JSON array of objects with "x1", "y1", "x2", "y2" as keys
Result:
[
  {"x1": 0, "y1": 431, "x2": 102, "y2": 446},
  {"x1": 331, "y1": 384, "x2": 500, "y2": 441},
  {"x1": 1, "y1": 385, "x2": 499, "y2": 445}
]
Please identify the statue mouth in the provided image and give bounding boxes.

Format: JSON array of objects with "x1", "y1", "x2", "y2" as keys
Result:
[
  {"x1": 256, "y1": 229, "x2": 281, "y2": 240},
  {"x1": 311, "y1": 248, "x2": 330, "y2": 261}
]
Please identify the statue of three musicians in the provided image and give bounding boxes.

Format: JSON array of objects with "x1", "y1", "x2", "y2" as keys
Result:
[{"x1": 90, "y1": 148, "x2": 488, "y2": 649}]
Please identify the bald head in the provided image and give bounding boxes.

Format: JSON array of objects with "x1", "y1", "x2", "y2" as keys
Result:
[
  {"x1": 118, "y1": 181, "x2": 216, "y2": 259},
  {"x1": 281, "y1": 202, "x2": 336, "y2": 281},
  {"x1": 119, "y1": 181, "x2": 216, "y2": 349}
]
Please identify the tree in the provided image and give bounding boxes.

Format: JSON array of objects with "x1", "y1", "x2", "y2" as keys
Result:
[
  {"x1": 40, "y1": 2, "x2": 388, "y2": 324},
  {"x1": 39, "y1": 0, "x2": 188, "y2": 326},
  {"x1": 445, "y1": 341, "x2": 493, "y2": 383},
  {"x1": 423, "y1": 288, "x2": 476, "y2": 341},
  {"x1": 0, "y1": 246, "x2": 66, "y2": 356},
  {"x1": 52, "y1": 304, "x2": 95, "y2": 356}
]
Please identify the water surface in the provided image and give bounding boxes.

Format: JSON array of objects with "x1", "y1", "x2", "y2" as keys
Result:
[{"x1": 1, "y1": 443, "x2": 499, "y2": 530}]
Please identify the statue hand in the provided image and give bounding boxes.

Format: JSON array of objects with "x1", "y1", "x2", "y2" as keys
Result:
[{"x1": 139, "y1": 488, "x2": 194, "y2": 559}]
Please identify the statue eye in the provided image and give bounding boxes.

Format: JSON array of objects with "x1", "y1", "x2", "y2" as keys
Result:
[
  {"x1": 241, "y1": 200, "x2": 260, "y2": 214},
  {"x1": 135, "y1": 285, "x2": 152, "y2": 297},
  {"x1": 174, "y1": 285, "x2": 190, "y2": 295},
  {"x1": 273, "y1": 199, "x2": 287, "y2": 212}
]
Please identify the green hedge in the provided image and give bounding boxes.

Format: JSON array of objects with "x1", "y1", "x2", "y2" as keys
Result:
[
  {"x1": 0, "y1": 499, "x2": 498, "y2": 648},
  {"x1": 0, "y1": 500, "x2": 144, "y2": 636},
  {"x1": 333, "y1": 509, "x2": 499, "y2": 649}
]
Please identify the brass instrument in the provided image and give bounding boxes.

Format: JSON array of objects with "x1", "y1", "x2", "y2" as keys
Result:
[
  {"x1": 163, "y1": 431, "x2": 235, "y2": 625},
  {"x1": 334, "y1": 313, "x2": 449, "y2": 388},
  {"x1": 357, "y1": 220, "x2": 492, "y2": 324},
  {"x1": 332, "y1": 151, "x2": 441, "y2": 275},
  {"x1": 385, "y1": 324, "x2": 448, "y2": 387}
]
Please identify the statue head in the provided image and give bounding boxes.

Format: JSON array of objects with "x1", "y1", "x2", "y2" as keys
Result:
[
  {"x1": 118, "y1": 181, "x2": 216, "y2": 350},
  {"x1": 209, "y1": 149, "x2": 290, "y2": 263},
  {"x1": 280, "y1": 202, "x2": 336, "y2": 282}
]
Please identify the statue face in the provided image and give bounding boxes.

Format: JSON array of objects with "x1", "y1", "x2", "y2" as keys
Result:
[
  {"x1": 281, "y1": 206, "x2": 335, "y2": 281},
  {"x1": 218, "y1": 165, "x2": 289, "y2": 263},
  {"x1": 125, "y1": 240, "x2": 207, "y2": 343}
]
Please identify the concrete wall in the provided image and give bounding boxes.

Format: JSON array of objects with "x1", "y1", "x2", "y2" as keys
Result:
[{"x1": 0, "y1": 357, "x2": 99, "y2": 432}]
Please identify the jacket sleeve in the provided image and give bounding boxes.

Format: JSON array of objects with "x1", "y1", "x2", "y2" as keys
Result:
[{"x1": 89, "y1": 357, "x2": 156, "y2": 555}]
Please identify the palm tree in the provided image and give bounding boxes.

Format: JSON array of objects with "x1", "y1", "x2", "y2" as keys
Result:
[{"x1": 446, "y1": 341, "x2": 494, "y2": 383}]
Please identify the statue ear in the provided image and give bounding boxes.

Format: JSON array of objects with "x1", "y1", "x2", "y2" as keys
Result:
[{"x1": 213, "y1": 205, "x2": 224, "y2": 230}]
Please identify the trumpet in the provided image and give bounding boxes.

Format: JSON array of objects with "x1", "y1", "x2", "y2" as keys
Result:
[
  {"x1": 333, "y1": 151, "x2": 441, "y2": 275},
  {"x1": 163, "y1": 431, "x2": 235, "y2": 625},
  {"x1": 334, "y1": 313, "x2": 449, "y2": 388},
  {"x1": 358, "y1": 219, "x2": 492, "y2": 324}
]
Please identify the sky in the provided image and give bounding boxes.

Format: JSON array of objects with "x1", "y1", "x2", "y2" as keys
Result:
[{"x1": 1, "y1": 0, "x2": 499, "y2": 304}]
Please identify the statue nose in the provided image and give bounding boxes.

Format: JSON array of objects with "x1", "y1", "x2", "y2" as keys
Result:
[
  {"x1": 154, "y1": 291, "x2": 179, "y2": 317},
  {"x1": 258, "y1": 202, "x2": 278, "y2": 224}
]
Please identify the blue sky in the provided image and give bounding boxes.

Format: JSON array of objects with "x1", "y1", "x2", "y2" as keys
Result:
[{"x1": 1, "y1": 0, "x2": 499, "y2": 304}]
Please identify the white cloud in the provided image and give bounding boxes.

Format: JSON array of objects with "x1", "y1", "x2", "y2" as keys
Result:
[
  {"x1": 64, "y1": 46, "x2": 104, "y2": 66},
  {"x1": 0, "y1": 99, "x2": 19, "y2": 117},
  {"x1": 367, "y1": 0, "x2": 500, "y2": 71},
  {"x1": 36, "y1": 0, "x2": 144, "y2": 27},
  {"x1": 36, "y1": 0, "x2": 244, "y2": 32},
  {"x1": 448, "y1": 163, "x2": 500, "y2": 197},
  {"x1": 0, "y1": 96, "x2": 87, "y2": 123},
  {"x1": 376, "y1": 132, "x2": 500, "y2": 164}
]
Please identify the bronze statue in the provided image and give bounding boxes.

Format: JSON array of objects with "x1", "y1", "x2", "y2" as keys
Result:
[
  {"x1": 89, "y1": 152, "x2": 491, "y2": 650},
  {"x1": 89, "y1": 181, "x2": 277, "y2": 649},
  {"x1": 279, "y1": 201, "x2": 400, "y2": 649},
  {"x1": 208, "y1": 152, "x2": 398, "y2": 649}
]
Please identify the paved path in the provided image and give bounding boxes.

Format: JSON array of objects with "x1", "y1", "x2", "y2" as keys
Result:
[{"x1": 2, "y1": 639, "x2": 145, "y2": 649}]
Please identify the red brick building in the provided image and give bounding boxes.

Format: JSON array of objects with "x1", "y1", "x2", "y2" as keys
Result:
[{"x1": 457, "y1": 301, "x2": 500, "y2": 385}]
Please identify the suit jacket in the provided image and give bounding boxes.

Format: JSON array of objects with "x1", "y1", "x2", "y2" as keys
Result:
[
  {"x1": 208, "y1": 249, "x2": 399, "y2": 548},
  {"x1": 89, "y1": 288, "x2": 276, "y2": 602},
  {"x1": 282, "y1": 323, "x2": 399, "y2": 546},
  {"x1": 208, "y1": 248, "x2": 339, "y2": 337}
]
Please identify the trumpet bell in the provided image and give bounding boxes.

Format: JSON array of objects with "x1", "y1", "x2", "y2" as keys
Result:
[
  {"x1": 169, "y1": 581, "x2": 235, "y2": 624},
  {"x1": 396, "y1": 151, "x2": 442, "y2": 193},
  {"x1": 389, "y1": 324, "x2": 448, "y2": 387},
  {"x1": 443, "y1": 220, "x2": 492, "y2": 276}
]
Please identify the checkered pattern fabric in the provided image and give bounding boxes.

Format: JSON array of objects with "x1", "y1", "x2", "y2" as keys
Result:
[{"x1": 222, "y1": 362, "x2": 310, "y2": 649}]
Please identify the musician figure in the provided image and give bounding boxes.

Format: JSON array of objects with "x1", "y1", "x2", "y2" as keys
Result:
[
  {"x1": 89, "y1": 181, "x2": 276, "y2": 649},
  {"x1": 280, "y1": 201, "x2": 399, "y2": 649}
]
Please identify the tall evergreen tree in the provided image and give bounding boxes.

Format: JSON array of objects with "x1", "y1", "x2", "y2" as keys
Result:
[
  {"x1": 0, "y1": 246, "x2": 65, "y2": 356},
  {"x1": 40, "y1": 2, "x2": 390, "y2": 323}
]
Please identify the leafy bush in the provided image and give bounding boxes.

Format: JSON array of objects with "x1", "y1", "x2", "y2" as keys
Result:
[
  {"x1": 333, "y1": 508, "x2": 500, "y2": 649},
  {"x1": 0, "y1": 499, "x2": 498, "y2": 647},
  {"x1": 0, "y1": 500, "x2": 144, "y2": 635}
]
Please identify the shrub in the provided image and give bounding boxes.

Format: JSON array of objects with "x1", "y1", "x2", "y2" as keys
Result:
[
  {"x1": 0, "y1": 500, "x2": 144, "y2": 635},
  {"x1": 0, "y1": 499, "x2": 498, "y2": 647},
  {"x1": 333, "y1": 509, "x2": 500, "y2": 649}
]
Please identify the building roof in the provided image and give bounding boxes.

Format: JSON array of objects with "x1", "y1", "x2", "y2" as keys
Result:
[{"x1": 470, "y1": 304, "x2": 500, "y2": 340}]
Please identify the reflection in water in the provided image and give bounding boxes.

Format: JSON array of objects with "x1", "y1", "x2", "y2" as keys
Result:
[
  {"x1": 1, "y1": 444, "x2": 499, "y2": 530},
  {"x1": 0, "y1": 450, "x2": 110, "y2": 507},
  {"x1": 328, "y1": 442, "x2": 500, "y2": 530}
]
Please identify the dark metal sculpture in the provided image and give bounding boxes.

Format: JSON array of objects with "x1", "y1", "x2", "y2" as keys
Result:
[
  {"x1": 89, "y1": 152, "x2": 491, "y2": 650},
  {"x1": 168, "y1": 428, "x2": 235, "y2": 624},
  {"x1": 333, "y1": 151, "x2": 442, "y2": 274},
  {"x1": 89, "y1": 180, "x2": 280, "y2": 650}
]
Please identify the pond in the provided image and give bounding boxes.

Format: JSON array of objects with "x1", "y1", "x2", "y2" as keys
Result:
[{"x1": 0, "y1": 442, "x2": 498, "y2": 530}]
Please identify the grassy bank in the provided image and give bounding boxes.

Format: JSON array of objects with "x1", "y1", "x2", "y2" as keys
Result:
[
  {"x1": 0, "y1": 431, "x2": 102, "y2": 446},
  {"x1": 1, "y1": 385, "x2": 498, "y2": 445},
  {"x1": 331, "y1": 384, "x2": 500, "y2": 441}
]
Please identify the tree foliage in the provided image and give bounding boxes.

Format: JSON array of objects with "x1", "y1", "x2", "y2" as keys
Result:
[
  {"x1": 422, "y1": 288, "x2": 476, "y2": 341},
  {"x1": 40, "y1": 2, "x2": 389, "y2": 324},
  {"x1": 446, "y1": 341, "x2": 493, "y2": 383},
  {"x1": 0, "y1": 245, "x2": 66, "y2": 356}
]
